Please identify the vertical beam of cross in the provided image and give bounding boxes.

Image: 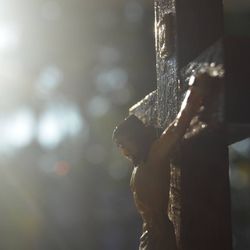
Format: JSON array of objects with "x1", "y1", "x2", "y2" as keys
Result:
[
  {"x1": 154, "y1": 0, "x2": 232, "y2": 249},
  {"x1": 130, "y1": 0, "x2": 234, "y2": 249}
]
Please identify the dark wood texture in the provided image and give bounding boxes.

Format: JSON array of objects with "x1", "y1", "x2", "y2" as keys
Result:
[
  {"x1": 176, "y1": 0, "x2": 223, "y2": 68},
  {"x1": 180, "y1": 129, "x2": 232, "y2": 250},
  {"x1": 128, "y1": 0, "x2": 250, "y2": 249},
  {"x1": 224, "y1": 37, "x2": 250, "y2": 125},
  {"x1": 224, "y1": 37, "x2": 250, "y2": 143},
  {"x1": 154, "y1": 1, "x2": 232, "y2": 249}
]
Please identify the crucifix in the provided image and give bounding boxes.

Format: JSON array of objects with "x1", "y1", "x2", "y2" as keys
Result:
[{"x1": 113, "y1": 0, "x2": 250, "y2": 249}]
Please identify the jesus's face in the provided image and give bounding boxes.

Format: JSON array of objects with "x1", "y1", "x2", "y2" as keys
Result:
[{"x1": 115, "y1": 136, "x2": 141, "y2": 165}]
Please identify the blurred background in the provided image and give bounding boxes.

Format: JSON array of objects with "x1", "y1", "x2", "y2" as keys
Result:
[{"x1": 0, "y1": 0, "x2": 249, "y2": 249}]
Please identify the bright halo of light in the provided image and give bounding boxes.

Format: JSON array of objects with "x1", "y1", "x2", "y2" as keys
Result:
[
  {"x1": 37, "y1": 102, "x2": 85, "y2": 150},
  {"x1": 0, "y1": 107, "x2": 36, "y2": 152},
  {"x1": 0, "y1": 23, "x2": 20, "y2": 52},
  {"x1": 37, "y1": 110, "x2": 63, "y2": 149}
]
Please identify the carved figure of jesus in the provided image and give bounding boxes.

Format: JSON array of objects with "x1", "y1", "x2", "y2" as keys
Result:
[{"x1": 113, "y1": 73, "x2": 221, "y2": 250}]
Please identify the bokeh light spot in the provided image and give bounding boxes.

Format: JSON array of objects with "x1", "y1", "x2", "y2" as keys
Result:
[
  {"x1": 37, "y1": 102, "x2": 85, "y2": 150},
  {"x1": 36, "y1": 65, "x2": 63, "y2": 95},
  {"x1": 87, "y1": 96, "x2": 110, "y2": 118},
  {"x1": 0, "y1": 23, "x2": 21, "y2": 52},
  {"x1": 96, "y1": 67, "x2": 128, "y2": 93},
  {"x1": 37, "y1": 111, "x2": 63, "y2": 149},
  {"x1": 0, "y1": 107, "x2": 35, "y2": 152},
  {"x1": 55, "y1": 161, "x2": 71, "y2": 176}
]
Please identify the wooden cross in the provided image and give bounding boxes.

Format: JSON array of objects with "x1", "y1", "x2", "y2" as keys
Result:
[{"x1": 129, "y1": 0, "x2": 250, "y2": 249}]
